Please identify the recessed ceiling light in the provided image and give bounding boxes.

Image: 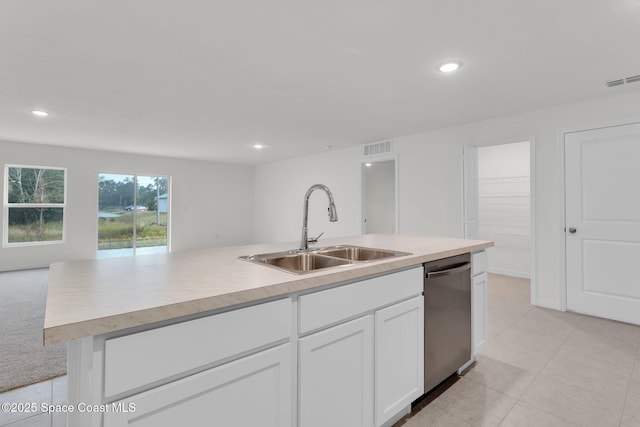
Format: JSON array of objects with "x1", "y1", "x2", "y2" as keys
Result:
[
  {"x1": 365, "y1": 163, "x2": 372, "y2": 167},
  {"x1": 31, "y1": 109, "x2": 50, "y2": 117},
  {"x1": 253, "y1": 143, "x2": 264, "y2": 150},
  {"x1": 437, "y1": 61, "x2": 463, "y2": 73}
]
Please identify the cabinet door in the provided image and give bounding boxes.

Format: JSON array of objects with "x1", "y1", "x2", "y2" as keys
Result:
[
  {"x1": 299, "y1": 315, "x2": 374, "y2": 427},
  {"x1": 472, "y1": 272, "x2": 488, "y2": 356},
  {"x1": 375, "y1": 296, "x2": 424, "y2": 427},
  {"x1": 104, "y1": 344, "x2": 292, "y2": 427}
]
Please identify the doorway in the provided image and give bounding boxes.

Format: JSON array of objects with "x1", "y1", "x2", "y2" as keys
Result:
[
  {"x1": 463, "y1": 140, "x2": 535, "y2": 301},
  {"x1": 563, "y1": 121, "x2": 640, "y2": 325},
  {"x1": 361, "y1": 157, "x2": 397, "y2": 234}
]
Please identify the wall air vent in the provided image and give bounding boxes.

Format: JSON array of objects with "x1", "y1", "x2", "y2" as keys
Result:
[
  {"x1": 363, "y1": 140, "x2": 392, "y2": 157},
  {"x1": 605, "y1": 74, "x2": 640, "y2": 87}
]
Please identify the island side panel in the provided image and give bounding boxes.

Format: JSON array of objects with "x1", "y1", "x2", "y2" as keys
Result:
[{"x1": 68, "y1": 337, "x2": 103, "y2": 427}]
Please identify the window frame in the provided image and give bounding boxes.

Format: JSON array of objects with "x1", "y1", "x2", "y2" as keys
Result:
[{"x1": 3, "y1": 164, "x2": 67, "y2": 247}]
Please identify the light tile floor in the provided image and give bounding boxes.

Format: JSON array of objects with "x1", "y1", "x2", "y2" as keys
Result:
[
  {"x1": 0, "y1": 376, "x2": 67, "y2": 427},
  {"x1": 1, "y1": 274, "x2": 639, "y2": 426},
  {"x1": 399, "y1": 274, "x2": 640, "y2": 427}
]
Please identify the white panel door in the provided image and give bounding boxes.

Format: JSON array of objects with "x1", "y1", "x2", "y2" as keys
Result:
[
  {"x1": 472, "y1": 272, "x2": 488, "y2": 355},
  {"x1": 374, "y1": 296, "x2": 424, "y2": 427},
  {"x1": 299, "y1": 315, "x2": 374, "y2": 427},
  {"x1": 565, "y1": 122, "x2": 640, "y2": 325}
]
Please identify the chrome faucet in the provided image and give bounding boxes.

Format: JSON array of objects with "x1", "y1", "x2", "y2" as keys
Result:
[{"x1": 300, "y1": 184, "x2": 338, "y2": 251}]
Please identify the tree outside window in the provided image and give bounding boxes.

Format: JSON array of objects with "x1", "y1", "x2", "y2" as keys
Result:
[{"x1": 4, "y1": 165, "x2": 66, "y2": 245}]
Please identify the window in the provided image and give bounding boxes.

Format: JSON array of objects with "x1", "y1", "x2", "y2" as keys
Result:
[
  {"x1": 97, "y1": 173, "x2": 169, "y2": 258},
  {"x1": 3, "y1": 165, "x2": 66, "y2": 246}
]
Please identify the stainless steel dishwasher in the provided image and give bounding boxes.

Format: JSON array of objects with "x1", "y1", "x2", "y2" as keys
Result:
[{"x1": 423, "y1": 253, "x2": 472, "y2": 392}]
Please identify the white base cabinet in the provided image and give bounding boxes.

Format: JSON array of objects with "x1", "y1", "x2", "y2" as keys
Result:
[
  {"x1": 69, "y1": 266, "x2": 428, "y2": 427},
  {"x1": 104, "y1": 343, "x2": 292, "y2": 427},
  {"x1": 299, "y1": 316, "x2": 374, "y2": 427},
  {"x1": 298, "y1": 267, "x2": 424, "y2": 427},
  {"x1": 471, "y1": 251, "x2": 488, "y2": 356},
  {"x1": 472, "y1": 273, "x2": 488, "y2": 355},
  {"x1": 375, "y1": 296, "x2": 424, "y2": 427}
]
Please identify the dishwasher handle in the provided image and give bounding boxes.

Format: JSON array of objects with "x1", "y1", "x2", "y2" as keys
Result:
[{"x1": 426, "y1": 262, "x2": 471, "y2": 279}]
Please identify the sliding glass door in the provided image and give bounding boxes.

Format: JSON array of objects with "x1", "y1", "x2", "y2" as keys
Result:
[{"x1": 97, "y1": 173, "x2": 169, "y2": 258}]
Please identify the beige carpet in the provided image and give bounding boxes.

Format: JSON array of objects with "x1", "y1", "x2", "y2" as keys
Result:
[{"x1": 0, "y1": 268, "x2": 66, "y2": 393}]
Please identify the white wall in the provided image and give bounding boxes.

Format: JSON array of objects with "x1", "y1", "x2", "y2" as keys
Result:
[
  {"x1": 478, "y1": 142, "x2": 530, "y2": 179},
  {"x1": 0, "y1": 140, "x2": 254, "y2": 270},
  {"x1": 477, "y1": 142, "x2": 530, "y2": 277},
  {"x1": 253, "y1": 146, "x2": 363, "y2": 245},
  {"x1": 255, "y1": 89, "x2": 640, "y2": 309}
]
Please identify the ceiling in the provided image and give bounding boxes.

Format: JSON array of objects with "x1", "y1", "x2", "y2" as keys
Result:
[{"x1": 1, "y1": 1, "x2": 640, "y2": 165}]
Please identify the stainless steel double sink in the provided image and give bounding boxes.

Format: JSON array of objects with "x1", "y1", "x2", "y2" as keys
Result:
[{"x1": 239, "y1": 245, "x2": 411, "y2": 274}]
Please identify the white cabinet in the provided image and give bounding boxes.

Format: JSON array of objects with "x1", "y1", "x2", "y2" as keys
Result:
[
  {"x1": 472, "y1": 273, "x2": 488, "y2": 355},
  {"x1": 375, "y1": 296, "x2": 424, "y2": 427},
  {"x1": 104, "y1": 344, "x2": 292, "y2": 427},
  {"x1": 70, "y1": 267, "x2": 426, "y2": 427},
  {"x1": 298, "y1": 267, "x2": 424, "y2": 427},
  {"x1": 95, "y1": 298, "x2": 293, "y2": 427},
  {"x1": 298, "y1": 267, "x2": 423, "y2": 334},
  {"x1": 299, "y1": 316, "x2": 374, "y2": 427},
  {"x1": 471, "y1": 251, "x2": 488, "y2": 356}
]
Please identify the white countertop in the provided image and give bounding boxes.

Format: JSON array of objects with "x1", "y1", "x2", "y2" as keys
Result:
[{"x1": 43, "y1": 234, "x2": 492, "y2": 345}]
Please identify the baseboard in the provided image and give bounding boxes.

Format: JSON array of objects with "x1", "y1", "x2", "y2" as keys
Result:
[
  {"x1": 0, "y1": 264, "x2": 50, "y2": 272},
  {"x1": 380, "y1": 405, "x2": 411, "y2": 427},
  {"x1": 486, "y1": 267, "x2": 530, "y2": 279},
  {"x1": 534, "y1": 298, "x2": 563, "y2": 311}
]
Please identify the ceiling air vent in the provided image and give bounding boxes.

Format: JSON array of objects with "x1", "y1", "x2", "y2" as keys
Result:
[
  {"x1": 625, "y1": 74, "x2": 640, "y2": 84},
  {"x1": 605, "y1": 73, "x2": 640, "y2": 87},
  {"x1": 363, "y1": 140, "x2": 392, "y2": 157},
  {"x1": 605, "y1": 79, "x2": 625, "y2": 87}
]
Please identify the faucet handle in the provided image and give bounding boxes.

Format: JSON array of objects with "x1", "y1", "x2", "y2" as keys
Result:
[{"x1": 307, "y1": 231, "x2": 324, "y2": 245}]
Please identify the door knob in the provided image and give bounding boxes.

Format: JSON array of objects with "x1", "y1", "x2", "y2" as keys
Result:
[{"x1": 568, "y1": 227, "x2": 577, "y2": 234}]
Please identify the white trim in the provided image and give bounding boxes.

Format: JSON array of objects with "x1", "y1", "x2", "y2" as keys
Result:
[
  {"x1": 461, "y1": 145, "x2": 481, "y2": 240},
  {"x1": 557, "y1": 117, "x2": 640, "y2": 314},
  {"x1": 3, "y1": 164, "x2": 67, "y2": 247},
  {"x1": 132, "y1": 175, "x2": 138, "y2": 256},
  {"x1": 359, "y1": 157, "x2": 364, "y2": 234},
  {"x1": 486, "y1": 267, "x2": 530, "y2": 279},
  {"x1": 534, "y1": 298, "x2": 563, "y2": 311},
  {"x1": 472, "y1": 136, "x2": 534, "y2": 149},
  {"x1": 560, "y1": 116, "x2": 640, "y2": 136},
  {"x1": 460, "y1": 147, "x2": 464, "y2": 237},
  {"x1": 462, "y1": 136, "x2": 537, "y2": 307},
  {"x1": 557, "y1": 127, "x2": 568, "y2": 311},
  {"x1": 2, "y1": 234, "x2": 65, "y2": 248},
  {"x1": 0, "y1": 263, "x2": 50, "y2": 272},
  {"x1": 166, "y1": 176, "x2": 172, "y2": 253},
  {"x1": 529, "y1": 138, "x2": 538, "y2": 309},
  {"x1": 360, "y1": 154, "x2": 399, "y2": 234}
]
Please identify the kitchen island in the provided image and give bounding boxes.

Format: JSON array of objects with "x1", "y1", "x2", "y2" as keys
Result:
[{"x1": 44, "y1": 234, "x2": 492, "y2": 427}]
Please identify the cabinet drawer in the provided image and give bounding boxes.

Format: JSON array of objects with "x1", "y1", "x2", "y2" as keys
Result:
[
  {"x1": 471, "y1": 251, "x2": 487, "y2": 276},
  {"x1": 299, "y1": 267, "x2": 422, "y2": 334},
  {"x1": 104, "y1": 344, "x2": 292, "y2": 427},
  {"x1": 104, "y1": 298, "x2": 291, "y2": 398}
]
